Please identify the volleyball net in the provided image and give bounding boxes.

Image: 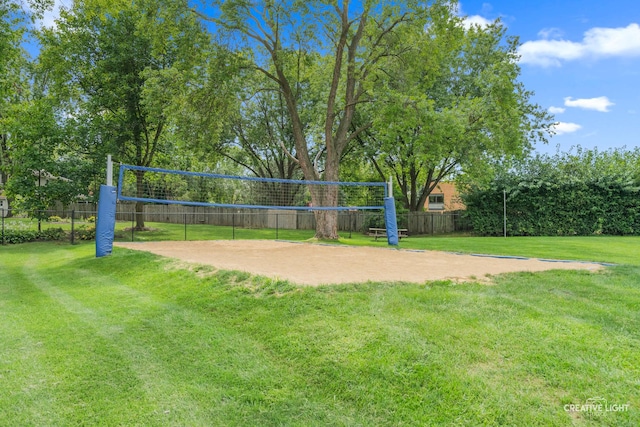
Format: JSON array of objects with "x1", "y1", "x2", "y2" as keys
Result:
[
  {"x1": 116, "y1": 164, "x2": 388, "y2": 211},
  {"x1": 96, "y1": 164, "x2": 399, "y2": 257}
]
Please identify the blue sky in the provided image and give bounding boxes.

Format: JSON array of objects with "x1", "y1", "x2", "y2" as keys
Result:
[
  {"x1": 458, "y1": 0, "x2": 640, "y2": 154},
  {"x1": 34, "y1": 1, "x2": 639, "y2": 155}
]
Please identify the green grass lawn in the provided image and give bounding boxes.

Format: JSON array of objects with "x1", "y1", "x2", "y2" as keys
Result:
[
  {"x1": 1, "y1": 235, "x2": 639, "y2": 425},
  {"x1": 120, "y1": 221, "x2": 640, "y2": 266}
]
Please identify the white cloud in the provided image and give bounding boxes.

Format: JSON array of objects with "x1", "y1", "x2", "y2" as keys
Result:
[
  {"x1": 552, "y1": 122, "x2": 582, "y2": 135},
  {"x1": 30, "y1": 0, "x2": 68, "y2": 29},
  {"x1": 454, "y1": 3, "x2": 493, "y2": 29},
  {"x1": 519, "y1": 23, "x2": 640, "y2": 66},
  {"x1": 548, "y1": 106, "x2": 566, "y2": 114},
  {"x1": 564, "y1": 96, "x2": 614, "y2": 112},
  {"x1": 462, "y1": 15, "x2": 493, "y2": 29},
  {"x1": 537, "y1": 27, "x2": 564, "y2": 39}
]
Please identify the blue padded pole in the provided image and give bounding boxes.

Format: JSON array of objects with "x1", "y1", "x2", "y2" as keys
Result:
[
  {"x1": 384, "y1": 197, "x2": 399, "y2": 246},
  {"x1": 96, "y1": 185, "x2": 117, "y2": 257},
  {"x1": 384, "y1": 176, "x2": 399, "y2": 246}
]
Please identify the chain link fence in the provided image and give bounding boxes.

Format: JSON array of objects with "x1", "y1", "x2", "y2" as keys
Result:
[{"x1": 1, "y1": 205, "x2": 472, "y2": 245}]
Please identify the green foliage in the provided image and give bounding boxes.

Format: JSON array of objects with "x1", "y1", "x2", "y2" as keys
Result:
[
  {"x1": 363, "y1": 212, "x2": 386, "y2": 230},
  {"x1": 1, "y1": 227, "x2": 65, "y2": 244},
  {"x1": 463, "y1": 148, "x2": 640, "y2": 236},
  {"x1": 37, "y1": 0, "x2": 213, "y2": 229},
  {"x1": 359, "y1": 5, "x2": 553, "y2": 211},
  {"x1": 74, "y1": 224, "x2": 96, "y2": 240}
]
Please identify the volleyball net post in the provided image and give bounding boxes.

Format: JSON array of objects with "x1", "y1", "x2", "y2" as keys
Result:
[
  {"x1": 384, "y1": 176, "x2": 399, "y2": 245},
  {"x1": 96, "y1": 155, "x2": 116, "y2": 257}
]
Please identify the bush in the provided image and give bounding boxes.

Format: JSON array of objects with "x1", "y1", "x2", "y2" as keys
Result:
[
  {"x1": 462, "y1": 149, "x2": 640, "y2": 236},
  {"x1": 40, "y1": 228, "x2": 66, "y2": 241},
  {"x1": 1, "y1": 227, "x2": 66, "y2": 244},
  {"x1": 75, "y1": 225, "x2": 96, "y2": 240},
  {"x1": 363, "y1": 212, "x2": 385, "y2": 230}
]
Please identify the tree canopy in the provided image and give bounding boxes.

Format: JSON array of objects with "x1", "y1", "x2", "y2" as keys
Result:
[
  {"x1": 199, "y1": 0, "x2": 430, "y2": 237},
  {"x1": 359, "y1": 4, "x2": 553, "y2": 211},
  {"x1": 3, "y1": 0, "x2": 558, "y2": 238},
  {"x1": 38, "y1": 0, "x2": 210, "y2": 228}
]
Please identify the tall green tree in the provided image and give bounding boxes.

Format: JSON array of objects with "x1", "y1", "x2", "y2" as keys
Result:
[
  {"x1": 5, "y1": 95, "x2": 89, "y2": 227},
  {"x1": 40, "y1": 0, "x2": 210, "y2": 229},
  {"x1": 200, "y1": 0, "x2": 426, "y2": 239},
  {"x1": 362, "y1": 4, "x2": 553, "y2": 211},
  {"x1": 0, "y1": 0, "x2": 30, "y2": 209},
  {"x1": 211, "y1": 63, "x2": 322, "y2": 206},
  {"x1": 1, "y1": 0, "x2": 62, "y2": 214}
]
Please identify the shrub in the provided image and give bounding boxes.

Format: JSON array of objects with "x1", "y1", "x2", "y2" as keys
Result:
[
  {"x1": 462, "y1": 148, "x2": 640, "y2": 236},
  {"x1": 1, "y1": 227, "x2": 66, "y2": 244},
  {"x1": 75, "y1": 225, "x2": 96, "y2": 240},
  {"x1": 40, "y1": 228, "x2": 66, "y2": 241},
  {"x1": 363, "y1": 212, "x2": 385, "y2": 230}
]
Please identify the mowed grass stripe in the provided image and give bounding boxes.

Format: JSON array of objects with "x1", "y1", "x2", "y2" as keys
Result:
[
  {"x1": 0, "y1": 259, "x2": 62, "y2": 426},
  {"x1": 2, "y1": 251, "x2": 165, "y2": 425}
]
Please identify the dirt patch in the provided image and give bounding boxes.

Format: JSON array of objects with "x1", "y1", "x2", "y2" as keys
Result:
[{"x1": 114, "y1": 240, "x2": 604, "y2": 286}]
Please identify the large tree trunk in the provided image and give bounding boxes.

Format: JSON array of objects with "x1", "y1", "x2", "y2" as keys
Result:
[
  {"x1": 311, "y1": 149, "x2": 341, "y2": 239},
  {"x1": 135, "y1": 170, "x2": 145, "y2": 229},
  {"x1": 312, "y1": 182, "x2": 340, "y2": 240},
  {"x1": 314, "y1": 209, "x2": 339, "y2": 240}
]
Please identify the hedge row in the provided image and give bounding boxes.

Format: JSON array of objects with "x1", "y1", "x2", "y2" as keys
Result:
[
  {"x1": 464, "y1": 181, "x2": 640, "y2": 236},
  {"x1": 462, "y1": 149, "x2": 640, "y2": 236},
  {"x1": 1, "y1": 228, "x2": 67, "y2": 244},
  {"x1": 0, "y1": 225, "x2": 96, "y2": 244}
]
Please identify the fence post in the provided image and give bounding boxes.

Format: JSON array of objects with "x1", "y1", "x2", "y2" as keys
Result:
[
  {"x1": 276, "y1": 212, "x2": 279, "y2": 240},
  {"x1": 431, "y1": 213, "x2": 434, "y2": 235},
  {"x1": 1, "y1": 209, "x2": 4, "y2": 245},
  {"x1": 184, "y1": 212, "x2": 187, "y2": 241},
  {"x1": 503, "y1": 190, "x2": 507, "y2": 237},
  {"x1": 232, "y1": 212, "x2": 235, "y2": 240},
  {"x1": 70, "y1": 210, "x2": 75, "y2": 245}
]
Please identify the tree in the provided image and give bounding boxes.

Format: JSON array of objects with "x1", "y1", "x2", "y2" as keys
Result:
[
  {"x1": 211, "y1": 65, "x2": 318, "y2": 205},
  {"x1": 1, "y1": 0, "x2": 65, "y2": 215},
  {"x1": 200, "y1": 0, "x2": 425, "y2": 239},
  {"x1": 0, "y1": 0, "x2": 30, "y2": 211},
  {"x1": 4, "y1": 96, "x2": 89, "y2": 228},
  {"x1": 40, "y1": 0, "x2": 210, "y2": 229},
  {"x1": 360, "y1": 5, "x2": 554, "y2": 211}
]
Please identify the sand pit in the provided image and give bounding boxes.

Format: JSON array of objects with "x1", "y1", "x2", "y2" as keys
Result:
[{"x1": 114, "y1": 240, "x2": 605, "y2": 286}]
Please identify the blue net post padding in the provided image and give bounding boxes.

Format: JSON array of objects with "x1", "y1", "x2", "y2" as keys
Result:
[
  {"x1": 96, "y1": 185, "x2": 117, "y2": 257},
  {"x1": 384, "y1": 197, "x2": 399, "y2": 245}
]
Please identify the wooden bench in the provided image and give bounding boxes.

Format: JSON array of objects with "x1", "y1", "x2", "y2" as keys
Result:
[{"x1": 367, "y1": 228, "x2": 409, "y2": 240}]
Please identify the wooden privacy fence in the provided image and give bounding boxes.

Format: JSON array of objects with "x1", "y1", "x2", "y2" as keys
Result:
[
  {"x1": 117, "y1": 203, "x2": 470, "y2": 235},
  {"x1": 49, "y1": 202, "x2": 471, "y2": 235}
]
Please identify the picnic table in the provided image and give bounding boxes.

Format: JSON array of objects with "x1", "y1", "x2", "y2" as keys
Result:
[{"x1": 367, "y1": 227, "x2": 409, "y2": 241}]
